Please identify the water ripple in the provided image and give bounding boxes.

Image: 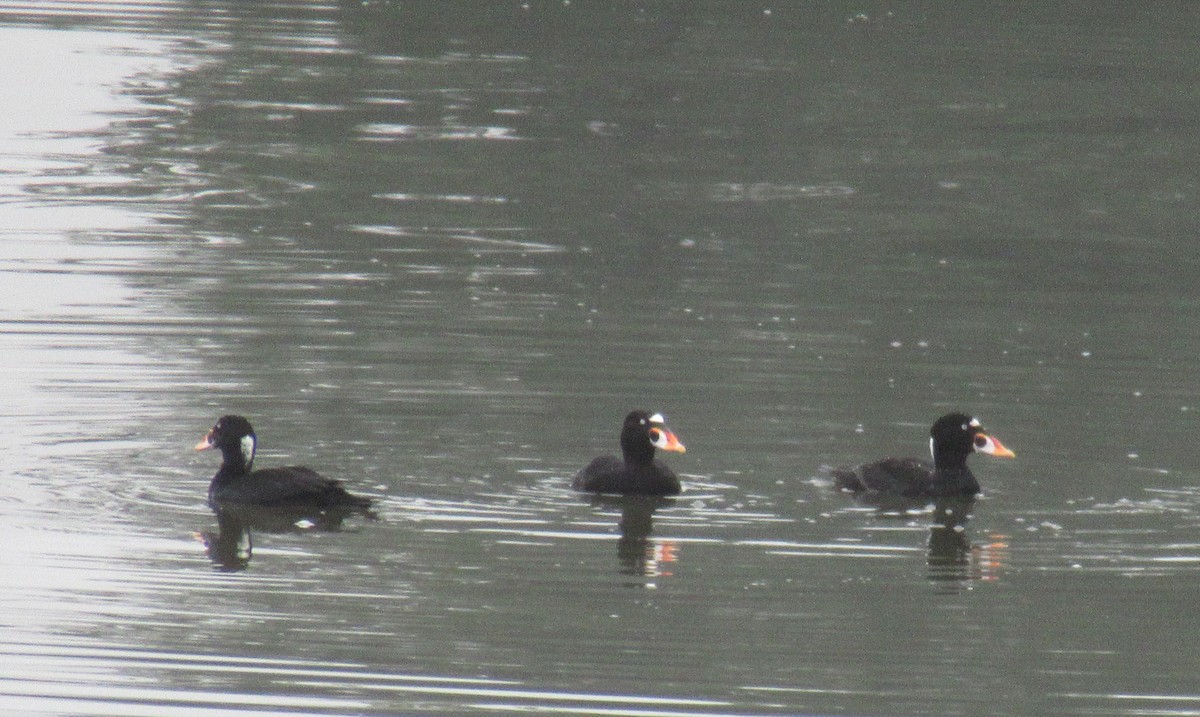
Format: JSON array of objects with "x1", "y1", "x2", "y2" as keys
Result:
[
  {"x1": 358, "y1": 122, "x2": 523, "y2": 141},
  {"x1": 0, "y1": 641, "x2": 790, "y2": 717},
  {"x1": 352, "y1": 224, "x2": 564, "y2": 254}
]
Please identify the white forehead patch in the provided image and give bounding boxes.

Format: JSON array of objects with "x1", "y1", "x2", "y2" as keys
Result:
[
  {"x1": 649, "y1": 413, "x2": 665, "y2": 424},
  {"x1": 969, "y1": 418, "x2": 981, "y2": 428},
  {"x1": 240, "y1": 435, "x2": 256, "y2": 464}
]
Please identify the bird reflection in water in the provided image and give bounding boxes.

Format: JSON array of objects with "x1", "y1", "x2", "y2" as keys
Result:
[
  {"x1": 925, "y1": 497, "x2": 1008, "y2": 589},
  {"x1": 586, "y1": 495, "x2": 679, "y2": 582},
  {"x1": 195, "y1": 511, "x2": 253, "y2": 572},
  {"x1": 196, "y1": 503, "x2": 375, "y2": 572},
  {"x1": 847, "y1": 495, "x2": 1007, "y2": 589}
]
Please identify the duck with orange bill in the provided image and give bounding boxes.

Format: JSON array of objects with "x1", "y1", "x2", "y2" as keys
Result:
[
  {"x1": 574, "y1": 410, "x2": 687, "y2": 496},
  {"x1": 833, "y1": 413, "x2": 1015, "y2": 499},
  {"x1": 195, "y1": 415, "x2": 372, "y2": 511}
]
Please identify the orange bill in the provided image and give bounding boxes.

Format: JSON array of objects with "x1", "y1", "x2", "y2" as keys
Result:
[
  {"x1": 194, "y1": 431, "x2": 215, "y2": 451},
  {"x1": 650, "y1": 427, "x2": 686, "y2": 453},
  {"x1": 977, "y1": 433, "x2": 1015, "y2": 458}
]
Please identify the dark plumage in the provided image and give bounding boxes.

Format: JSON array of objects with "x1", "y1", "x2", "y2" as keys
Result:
[
  {"x1": 195, "y1": 415, "x2": 372, "y2": 510},
  {"x1": 573, "y1": 410, "x2": 687, "y2": 496},
  {"x1": 833, "y1": 413, "x2": 1014, "y2": 499}
]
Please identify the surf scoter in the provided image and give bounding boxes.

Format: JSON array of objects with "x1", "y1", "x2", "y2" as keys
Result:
[
  {"x1": 573, "y1": 410, "x2": 687, "y2": 496},
  {"x1": 832, "y1": 412, "x2": 1014, "y2": 499},
  {"x1": 195, "y1": 415, "x2": 372, "y2": 510}
]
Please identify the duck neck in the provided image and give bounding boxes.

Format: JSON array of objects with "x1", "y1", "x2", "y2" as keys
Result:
[
  {"x1": 214, "y1": 449, "x2": 253, "y2": 482},
  {"x1": 930, "y1": 444, "x2": 978, "y2": 495},
  {"x1": 932, "y1": 445, "x2": 970, "y2": 472},
  {"x1": 932, "y1": 467, "x2": 980, "y2": 496},
  {"x1": 621, "y1": 440, "x2": 655, "y2": 467}
]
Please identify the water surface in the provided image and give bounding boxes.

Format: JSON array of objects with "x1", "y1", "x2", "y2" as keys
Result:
[{"x1": 1, "y1": 3, "x2": 1198, "y2": 715}]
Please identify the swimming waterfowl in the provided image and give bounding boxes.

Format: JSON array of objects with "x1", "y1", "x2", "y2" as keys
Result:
[
  {"x1": 832, "y1": 413, "x2": 1014, "y2": 499},
  {"x1": 573, "y1": 410, "x2": 687, "y2": 496},
  {"x1": 195, "y1": 415, "x2": 372, "y2": 510}
]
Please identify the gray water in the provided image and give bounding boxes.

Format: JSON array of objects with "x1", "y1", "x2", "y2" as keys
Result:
[{"x1": 1, "y1": 2, "x2": 1198, "y2": 715}]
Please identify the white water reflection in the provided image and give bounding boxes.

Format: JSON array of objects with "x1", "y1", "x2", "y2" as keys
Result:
[
  {"x1": 352, "y1": 224, "x2": 563, "y2": 254},
  {"x1": 0, "y1": 25, "x2": 216, "y2": 717},
  {"x1": 0, "y1": 640, "x2": 790, "y2": 717},
  {"x1": 0, "y1": 26, "x2": 187, "y2": 483},
  {"x1": 359, "y1": 123, "x2": 523, "y2": 141},
  {"x1": 1060, "y1": 692, "x2": 1200, "y2": 717}
]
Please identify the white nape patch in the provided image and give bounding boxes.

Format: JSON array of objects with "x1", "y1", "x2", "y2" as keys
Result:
[
  {"x1": 649, "y1": 413, "x2": 665, "y2": 424},
  {"x1": 929, "y1": 437, "x2": 935, "y2": 460},
  {"x1": 240, "y1": 435, "x2": 256, "y2": 464}
]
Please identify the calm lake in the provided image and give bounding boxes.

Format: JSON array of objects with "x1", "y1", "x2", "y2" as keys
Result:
[{"x1": 1, "y1": 2, "x2": 1198, "y2": 715}]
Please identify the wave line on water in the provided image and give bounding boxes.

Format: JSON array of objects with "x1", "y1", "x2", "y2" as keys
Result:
[
  {"x1": 0, "y1": 695, "x2": 365, "y2": 717},
  {"x1": 738, "y1": 539, "x2": 921, "y2": 553},
  {"x1": 0, "y1": 642, "x2": 519, "y2": 686},
  {"x1": 742, "y1": 684, "x2": 906, "y2": 697},
  {"x1": 357, "y1": 122, "x2": 523, "y2": 141},
  {"x1": 289, "y1": 680, "x2": 730, "y2": 709},
  {"x1": 1059, "y1": 693, "x2": 1200, "y2": 702},
  {"x1": 470, "y1": 527, "x2": 727, "y2": 545},
  {"x1": 765, "y1": 550, "x2": 910, "y2": 559},
  {"x1": 377, "y1": 191, "x2": 510, "y2": 204},
  {"x1": 470, "y1": 704, "x2": 776, "y2": 717},
  {"x1": 0, "y1": 680, "x2": 370, "y2": 711},
  {"x1": 1057, "y1": 691, "x2": 1200, "y2": 715},
  {"x1": 352, "y1": 224, "x2": 564, "y2": 253}
]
